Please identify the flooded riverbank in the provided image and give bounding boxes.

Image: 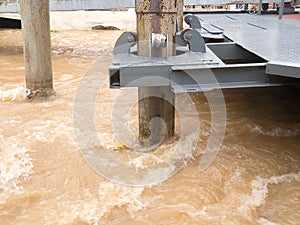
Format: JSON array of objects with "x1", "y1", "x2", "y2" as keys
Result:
[{"x1": 0, "y1": 28, "x2": 299, "y2": 225}]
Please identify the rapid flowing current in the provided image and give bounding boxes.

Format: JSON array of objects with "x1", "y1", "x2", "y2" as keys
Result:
[{"x1": 0, "y1": 28, "x2": 299, "y2": 225}]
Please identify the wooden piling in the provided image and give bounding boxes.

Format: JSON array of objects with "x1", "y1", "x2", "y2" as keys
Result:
[
  {"x1": 20, "y1": 0, "x2": 53, "y2": 98},
  {"x1": 136, "y1": 0, "x2": 177, "y2": 146},
  {"x1": 178, "y1": 0, "x2": 184, "y2": 31}
]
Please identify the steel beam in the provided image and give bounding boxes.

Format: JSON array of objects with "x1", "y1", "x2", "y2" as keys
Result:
[
  {"x1": 0, "y1": 0, "x2": 292, "y2": 13},
  {"x1": 266, "y1": 62, "x2": 300, "y2": 79}
]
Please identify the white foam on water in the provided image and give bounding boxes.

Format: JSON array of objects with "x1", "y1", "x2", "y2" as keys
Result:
[
  {"x1": 0, "y1": 86, "x2": 27, "y2": 102},
  {"x1": 186, "y1": 206, "x2": 209, "y2": 217},
  {"x1": 23, "y1": 119, "x2": 73, "y2": 144},
  {"x1": 98, "y1": 182, "x2": 145, "y2": 214},
  {"x1": 126, "y1": 134, "x2": 197, "y2": 169},
  {"x1": 54, "y1": 182, "x2": 145, "y2": 225},
  {"x1": 237, "y1": 172, "x2": 300, "y2": 222},
  {"x1": 257, "y1": 218, "x2": 279, "y2": 225},
  {"x1": 0, "y1": 140, "x2": 33, "y2": 204},
  {"x1": 251, "y1": 125, "x2": 300, "y2": 138}
]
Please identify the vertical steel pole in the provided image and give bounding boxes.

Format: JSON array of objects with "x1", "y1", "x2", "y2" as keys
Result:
[
  {"x1": 258, "y1": 0, "x2": 263, "y2": 15},
  {"x1": 20, "y1": 0, "x2": 53, "y2": 98},
  {"x1": 136, "y1": 0, "x2": 177, "y2": 146},
  {"x1": 279, "y1": 0, "x2": 285, "y2": 19}
]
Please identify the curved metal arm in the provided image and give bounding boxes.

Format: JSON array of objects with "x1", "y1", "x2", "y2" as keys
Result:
[{"x1": 113, "y1": 32, "x2": 137, "y2": 55}]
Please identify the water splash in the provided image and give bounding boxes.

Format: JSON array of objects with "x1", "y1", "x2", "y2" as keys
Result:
[
  {"x1": 0, "y1": 86, "x2": 27, "y2": 102},
  {"x1": 257, "y1": 218, "x2": 279, "y2": 225},
  {"x1": 0, "y1": 140, "x2": 33, "y2": 204}
]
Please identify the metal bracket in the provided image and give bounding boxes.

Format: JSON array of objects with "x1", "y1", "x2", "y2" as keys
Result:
[
  {"x1": 113, "y1": 29, "x2": 206, "y2": 54},
  {"x1": 113, "y1": 32, "x2": 137, "y2": 55},
  {"x1": 182, "y1": 29, "x2": 206, "y2": 53},
  {"x1": 185, "y1": 14, "x2": 202, "y2": 29},
  {"x1": 176, "y1": 32, "x2": 188, "y2": 46}
]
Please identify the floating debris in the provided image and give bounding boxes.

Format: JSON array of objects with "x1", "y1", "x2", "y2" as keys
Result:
[{"x1": 92, "y1": 25, "x2": 120, "y2": 30}]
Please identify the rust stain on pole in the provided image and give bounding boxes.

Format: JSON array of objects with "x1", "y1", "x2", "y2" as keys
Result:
[
  {"x1": 136, "y1": 0, "x2": 178, "y2": 146},
  {"x1": 20, "y1": 0, "x2": 53, "y2": 99},
  {"x1": 136, "y1": 0, "x2": 178, "y2": 57},
  {"x1": 150, "y1": 0, "x2": 161, "y2": 12}
]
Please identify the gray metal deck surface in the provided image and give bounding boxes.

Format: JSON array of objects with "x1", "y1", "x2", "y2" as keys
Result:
[{"x1": 196, "y1": 14, "x2": 300, "y2": 78}]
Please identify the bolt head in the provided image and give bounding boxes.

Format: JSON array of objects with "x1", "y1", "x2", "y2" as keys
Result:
[
  {"x1": 186, "y1": 16, "x2": 193, "y2": 23},
  {"x1": 185, "y1": 33, "x2": 192, "y2": 40},
  {"x1": 127, "y1": 36, "x2": 135, "y2": 43}
]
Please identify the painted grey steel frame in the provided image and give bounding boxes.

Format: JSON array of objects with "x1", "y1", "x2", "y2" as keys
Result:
[
  {"x1": 109, "y1": 14, "x2": 299, "y2": 93},
  {"x1": 0, "y1": 0, "x2": 292, "y2": 13},
  {"x1": 110, "y1": 49, "x2": 292, "y2": 93}
]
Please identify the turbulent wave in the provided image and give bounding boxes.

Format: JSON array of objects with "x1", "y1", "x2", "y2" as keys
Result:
[
  {"x1": 252, "y1": 172, "x2": 300, "y2": 206},
  {"x1": 252, "y1": 172, "x2": 300, "y2": 225},
  {"x1": 0, "y1": 86, "x2": 27, "y2": 102},
  {"x1": 53, "y1": 182, "x2": 145, "y2": 225},
  {"x1": 251, "y1": 125, "x2": 300, "y2": 138},
  {"x1": 257, "y1": 218, "x2": 279, "y2": 225},
  {"x1": 0, "y1": 140, "x2": 33, "y2": 204}
]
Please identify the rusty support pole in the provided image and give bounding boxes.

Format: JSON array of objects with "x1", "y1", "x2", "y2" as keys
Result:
[
  {"x1": 136, "y1": 0, "x2": 178, "y2": 146},
  {"x1": 20, "y1": 0, "x2": 53, "y2": 98},
  {"x1": 177, "y1": 0, "x2": 184, "y2": 31}
]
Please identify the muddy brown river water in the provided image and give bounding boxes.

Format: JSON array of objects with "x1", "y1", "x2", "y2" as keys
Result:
[{"x1": 0, "y1": 29, "x2": 299, "y2": 225}]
